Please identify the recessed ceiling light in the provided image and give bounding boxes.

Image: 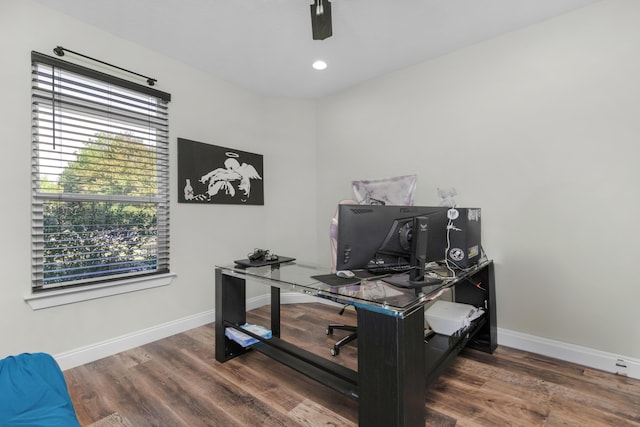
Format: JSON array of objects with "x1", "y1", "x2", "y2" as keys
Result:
[{"x1": 312, "y1": 60, "x2": 327, "y2": 70}]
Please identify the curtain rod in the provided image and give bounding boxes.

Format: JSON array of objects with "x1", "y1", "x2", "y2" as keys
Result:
[{"x1": 53, "y1": 46, "x2": 157, "y2": 86}]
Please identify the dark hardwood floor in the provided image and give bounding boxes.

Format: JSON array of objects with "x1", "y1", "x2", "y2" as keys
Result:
[{"x1": 64, "y1": 303, "x2": 640, "y2": 426}]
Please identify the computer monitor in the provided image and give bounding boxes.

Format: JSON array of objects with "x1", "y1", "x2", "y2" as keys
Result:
[{"x1": 335, "y1": 205, "x2": 450, "y2": 286}]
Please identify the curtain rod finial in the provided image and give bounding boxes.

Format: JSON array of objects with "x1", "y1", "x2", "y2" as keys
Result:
[
  {"x1": 147, "y1": 78, "x2": 156, "y2": 86},
  {"x1": 53, "y1": 46, "x2": 65, "y2": 57}
]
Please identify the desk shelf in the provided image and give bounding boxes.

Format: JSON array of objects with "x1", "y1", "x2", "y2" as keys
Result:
[
  {"x1": 223, "y1": 321, "x2": 358, "y2": 399},
  {"x1": 424, "y1": 261, "x2": 497, "y2": 388},
  {"x1": 424, "y1": 317, "x2": 487, "y2": 388}
]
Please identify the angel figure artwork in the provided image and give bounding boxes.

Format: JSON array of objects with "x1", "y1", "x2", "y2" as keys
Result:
[
  {"x1": 177, "y1": 138, "x2": 264, "y2": 205},
  {"x1": 199, "y1": 155, "x2": 262, "y2": 200}
]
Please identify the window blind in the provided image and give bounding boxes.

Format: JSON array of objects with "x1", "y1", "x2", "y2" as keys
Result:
[{"x1": 31, "y1": 51, "x2": 171, "y2": 290}]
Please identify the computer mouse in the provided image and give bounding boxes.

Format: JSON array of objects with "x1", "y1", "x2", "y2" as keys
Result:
[{"x1": 336, "y1": 270, "x2": 355, "y2": 279}]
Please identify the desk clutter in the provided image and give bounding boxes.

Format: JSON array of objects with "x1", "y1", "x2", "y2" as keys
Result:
[
  {"x1": 234, "y1": 248, "x2": 295, "y2": 267},
  {"x1": 247, "y1": 248, "x2": 278, "y2": 262},
  {"x1": 224, "y1": 323, "x2": 272, "y2": 347}
]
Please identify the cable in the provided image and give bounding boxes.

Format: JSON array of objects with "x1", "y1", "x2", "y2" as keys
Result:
[
  {"x1": 462, "y1": 276, "x2": 485, "y2": 291},
  {"x1": 444, "y1": 205, "x2": 457, "y2": 278}
]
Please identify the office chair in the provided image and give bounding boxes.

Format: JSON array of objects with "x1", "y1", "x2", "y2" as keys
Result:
[
  {"x1": 326, "y1": 175, "x2": 416, "y2": 356},
  {"x1": 326, "y1": 304, "x2": 357, "y2": 356}
]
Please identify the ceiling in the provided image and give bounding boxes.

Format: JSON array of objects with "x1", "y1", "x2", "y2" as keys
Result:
[{"x1": 35, "y1": 0, "x2": 599, "y2": 98}]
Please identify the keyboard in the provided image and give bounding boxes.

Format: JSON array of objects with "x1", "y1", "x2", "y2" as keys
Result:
[{"x1": 366, "y1": 264, "x2": 413, "y2": 275}]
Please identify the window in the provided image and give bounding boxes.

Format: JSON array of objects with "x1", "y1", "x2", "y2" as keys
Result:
[{"x1": 31, "y1": 51, "x2": 171, "y2": 292}]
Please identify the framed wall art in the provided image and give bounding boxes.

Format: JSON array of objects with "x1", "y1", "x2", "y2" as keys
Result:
[{"x1": 177, "y1": 138, "x2": 264, "y2": 205}]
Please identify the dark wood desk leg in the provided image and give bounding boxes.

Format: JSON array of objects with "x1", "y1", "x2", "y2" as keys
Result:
[
  {"x1": 215, "y1": 268, "x2": 248, "y2": 362},
  {"x1": 487, "y1": 262, "x2": 498, "y2": 353},
  {"x1": 484, "y1": 262, "x2": 497, "y2": 353},
  {"x1": 358, "y1": 307, "x2": 425, "y2": 427},
  {"x1": 271, "y1": 286, "x2": 280, "y2": 338}
]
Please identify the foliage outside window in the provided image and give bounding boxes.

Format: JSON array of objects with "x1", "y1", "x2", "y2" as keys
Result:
[{"x1": 31, "y1": 51, "x2": 171, "y2": 290}]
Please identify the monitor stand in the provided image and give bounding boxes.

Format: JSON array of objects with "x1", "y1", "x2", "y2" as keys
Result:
[
  {"x1": 382, "y1": 215, "x2": 444, "y2": 291},
  {"x1": 383, "y1": 274, "x2": 443, "y2": 289}
]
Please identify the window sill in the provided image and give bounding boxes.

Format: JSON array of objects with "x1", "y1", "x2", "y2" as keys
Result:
[{"x1": 24, "y1": 273, "x2": 176, "y2": 310}]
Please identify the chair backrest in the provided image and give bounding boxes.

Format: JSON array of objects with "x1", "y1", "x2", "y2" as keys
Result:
[
  {"x1": 329, "y1": 175, "x2": 417, "y2": 272},
  {"x1": 352, "y1": 175, "x2": 417, "y2": 206}
]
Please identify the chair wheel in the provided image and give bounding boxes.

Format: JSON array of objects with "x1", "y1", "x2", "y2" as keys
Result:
[
  {"x1": 326, "y1": 327, "x2": 333, "y2": 335},
  {"x1": 330, "y1": 347, "x2": 339, "y2": 356}
]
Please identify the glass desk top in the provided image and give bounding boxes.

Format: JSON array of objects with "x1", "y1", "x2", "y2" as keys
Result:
[{"x1": 216, "y1": 260, "x2": 491, "y2": 317}]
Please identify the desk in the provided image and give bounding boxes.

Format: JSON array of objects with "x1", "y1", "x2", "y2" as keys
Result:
[{"x1": 215, "y1": 260, "x2": 496, "y2": 426}]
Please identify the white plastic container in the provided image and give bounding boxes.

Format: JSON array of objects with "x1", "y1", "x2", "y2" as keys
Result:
[{"x1": 425, "y1": 300, "x2": 476, "y2": 336}]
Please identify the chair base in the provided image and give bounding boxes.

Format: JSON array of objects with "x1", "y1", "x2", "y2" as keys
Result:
[{"x1": 326, "y1": 323, "x2": 357, "y2": 356}]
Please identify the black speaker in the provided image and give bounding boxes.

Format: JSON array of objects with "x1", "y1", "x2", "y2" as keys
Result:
[{"x1": 310, "y1": 1, "x2": 332, "y2": 40}]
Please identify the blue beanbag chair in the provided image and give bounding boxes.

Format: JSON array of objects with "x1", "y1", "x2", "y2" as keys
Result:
[{"x1": 0, "y1": 353, "x2": 81, "y2": 426}]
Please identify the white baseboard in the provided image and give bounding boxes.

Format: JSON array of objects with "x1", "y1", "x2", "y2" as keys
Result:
[
  {"x1": 54, "y1": 292, "x2": 325, "y2": 370},
  {"x1": 55, "y1": 310, "x2": 215, "y2": 370},
  {"x1": 55, "y1": 295, "x2": 639, "y2": 381},
  {"x1": 498, "y1": 328, "x2": 640, "y2": 380}
]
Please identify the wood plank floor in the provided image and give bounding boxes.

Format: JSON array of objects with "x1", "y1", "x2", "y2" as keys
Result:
[{"x1": 63, "y1": 303, "x2": 640, "y2": 426}]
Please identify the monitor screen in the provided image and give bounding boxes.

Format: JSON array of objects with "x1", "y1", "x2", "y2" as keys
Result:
[{"x1": 335, "y1": 205, "x2": 449, "y2": 273}]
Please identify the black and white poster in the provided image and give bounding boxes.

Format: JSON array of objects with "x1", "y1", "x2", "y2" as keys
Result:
[{"x1": 177, "y1": 138, "x2": 264, "y2": 205}]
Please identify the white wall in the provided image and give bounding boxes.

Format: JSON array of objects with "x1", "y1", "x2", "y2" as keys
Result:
[
  {"x1": 315, "y1": 0, "x2": 640, "y2": 362},
  {"x1": 0, "y1": 1, "x2": 317, "y2": 360}
]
